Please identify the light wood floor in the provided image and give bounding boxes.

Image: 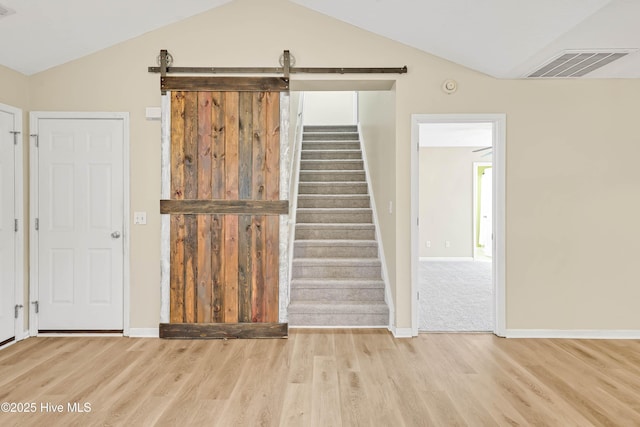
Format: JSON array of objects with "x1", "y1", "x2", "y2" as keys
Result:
[{"x1": 0, "y1": 330, "x2": 639, "y2": 426}]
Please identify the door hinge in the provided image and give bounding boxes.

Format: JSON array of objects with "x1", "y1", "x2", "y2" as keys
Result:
[
  {"x1": 32, "y1": 301, "x2": 39, "y2": 313},
  {"x1": 31, "y1": 134, "x2": 39, "y2": 147},
  {"x1": 14, "y1": 219, "x2": 18, "y2": 232},
  {"x1": 35, "y1": 218, "x2": 39, "y2": 231},
  {"x1": 10, "y1": 130, "x2": 20, "y2": 145},
  {"x1": 14, "y1": 304, "x2": 23, "y2": 319}
]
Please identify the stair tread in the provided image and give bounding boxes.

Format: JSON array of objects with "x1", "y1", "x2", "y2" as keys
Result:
[
  {"x1": 292, "y1": 257, "x2": 381, "y2": 265},
  {"x1": 298, "y1": 194, "x2": 369, "y2": 198},
  {"x1": 296, "y1": 208, "x2": 372, "y2": 212},
  {"x1": 291, "y1": 279, "x2": 384, "y2": 287},
  {"x1": 294, "y1": 239, "x2": 377, "y2": 245},
  {"x1": 295, "y1": 223, "x2": 374, "y2": 228},
  {"x1": 288, "y1": 301, "x2": 389, "y2": 314}
]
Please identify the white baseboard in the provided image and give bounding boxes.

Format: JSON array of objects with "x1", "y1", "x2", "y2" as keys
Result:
[
  {"x1": 128, "y1": 328, "x2": 160, "y2": 338},
  {"x1": 391, "y1": 327, "x2": 415, "y2": 338},
  {"x1": 505, "y1": 329, "x2": 640, "y2": 339},
  {"x1": 420, "y1": 257, "x2": 474, "y2": 262}
]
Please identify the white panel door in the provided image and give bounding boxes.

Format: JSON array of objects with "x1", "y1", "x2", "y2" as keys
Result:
[
  {"x1": 36, "y1": 118, "x2": 124, "y2": 330},
  {"x1": 0, "y1": 110, "x2": 16, "y2": 342}
]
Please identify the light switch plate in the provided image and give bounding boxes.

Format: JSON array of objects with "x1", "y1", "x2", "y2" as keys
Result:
[{"x1": 134, "y1": 211, "x2": 147, "y2": 225}]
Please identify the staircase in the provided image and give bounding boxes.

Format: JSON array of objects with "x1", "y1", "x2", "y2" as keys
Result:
[{"x1": 288, "y1": 125, "x2": 389, "y2": 327}]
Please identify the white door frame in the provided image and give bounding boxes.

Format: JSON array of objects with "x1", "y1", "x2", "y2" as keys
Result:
[
  {"x1": 0, "y1": 102, "x2": 25, "y2": 343},
  {"x1": 29, "y1": 112, "x2": 130, "y2": 336},
  {"x1": 411, "y1": 114, "x2": 506, "y2": 337},
  {"x1": 473, "y1": 162, "x2": 492, "y2": 260}
]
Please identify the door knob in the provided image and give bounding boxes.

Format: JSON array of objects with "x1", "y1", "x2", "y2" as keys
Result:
[{"x1": 111, "y1": 231, "x2": 121, "y2": 239}]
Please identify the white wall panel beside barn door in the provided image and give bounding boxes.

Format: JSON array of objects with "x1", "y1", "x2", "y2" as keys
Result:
[{"x1": 31, "y1": 114, "x2": 128, "y2": 332}]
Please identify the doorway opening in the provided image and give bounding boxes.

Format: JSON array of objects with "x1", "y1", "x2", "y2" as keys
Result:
[{"x1": 411, "y1": 114, "x2": 506, "y2": 336}]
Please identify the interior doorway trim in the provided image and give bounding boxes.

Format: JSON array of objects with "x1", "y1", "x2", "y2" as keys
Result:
[
  {"x1": 410, "y1": 113, "x2": 506, "y2": 337},
  {"x1": 29, "y1": 112, "x2": 131, "y2": 336},
  {"x1": 0, "y1": 102, "x2": 25, "y2": 342}
]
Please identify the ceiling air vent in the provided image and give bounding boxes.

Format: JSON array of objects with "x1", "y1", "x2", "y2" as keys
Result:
[
  {"x1": 0, "y1": 4, "x2": 16, "y2": 18},
  {"x1": 527, "y1": 50, "x2": 635, "y2": 78}
]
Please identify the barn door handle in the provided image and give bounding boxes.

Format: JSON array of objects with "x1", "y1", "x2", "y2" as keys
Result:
[{"x1": 111, "y1": 231, "x2": 121, "y2": 239}]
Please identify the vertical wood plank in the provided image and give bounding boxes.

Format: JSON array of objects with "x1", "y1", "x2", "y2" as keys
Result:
[
  {"x1": 183, "y1": 92, "x2": 199, "y2": 323},
  {"x1": 224, "y1": 92, "x2": 240, "y2": 323},
  {"x1": 170, "y1": 92, "x2": 186, "y2": 323},
  {"x1": 211, "y1": 92, "x2": 226, "y2": 323},
  {"x1": 237, "y1": 92, "x2": 253, "y2": 323},
  {"x1": 251, "y1": 92, "x2": 266, "y2": 323},
  {"x1": 264, "y1": 91, "x2": 280, "y2": 322},
  {"x1": 196, "y1": 92, "x2": 213, "y2": 323}
]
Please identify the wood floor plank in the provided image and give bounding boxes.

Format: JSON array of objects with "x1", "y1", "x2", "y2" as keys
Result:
[{"x1": 1, "y1": 332, "x2": 639, "y2": 426}]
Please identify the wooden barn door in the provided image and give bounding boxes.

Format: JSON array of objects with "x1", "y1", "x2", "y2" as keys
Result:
[{"x1": 160, "y1": 77, "x2": 288, "y2": 338}]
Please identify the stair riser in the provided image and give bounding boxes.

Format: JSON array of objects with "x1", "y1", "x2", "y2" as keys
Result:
[
  {"x1": 302, "y1": 142, "x2": 361, "y2": 150},
  {"x1": 290, "y1": 288, "x2": 385, "y2": 302},
  {"x1": 303, "y1": 133, "x2": 359, "y2": 141},
  {"x1": 292, "y1": 265, "x2": 381, "y2": 279},
  {"x1": 298, "y1": 184, "x2": 368, "y2": 195},
  {"x1": 304, "y1": 126, "x2": 357, "y2": 133},
  {"x1": 288, "y1": 313, "x2": 388, "y2": 327},
  {"x1": 300, "y1": 161, "x2": 364, "y2": 171},
  {"x1": 296, "y1": 212, "x2": 372, "y2": 223},
  {"x1": 295, "y1": 228, "x2": 375, "y2": 240},
  {"x1": 299, "y1": 172, "x2": 365, "y2": 182},
  {"x1": 294, "y1": 245, "x2": 378, "y2": 258},
  {"x1": 301, "y1": 151, "x2": 362, "y2": 160},
  {"x1": 297, "y1": 198, "x2": 370, "y2": 208}
]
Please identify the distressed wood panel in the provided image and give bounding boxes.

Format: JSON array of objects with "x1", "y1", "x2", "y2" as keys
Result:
[
  {"x1": 196, "y1": 92, "x2": 213, "y2": 323},
  {"x1": 223, "y1": 92, "x2": 240, "y2": 323},
  {"x1": 160, "y1": 199, "x2": 288, "y2": 215},
  {"x1": 183, "y1": 92, "x2": 199, "y2": 324},
  {"x1": 162, "y1": 76, "x2": 289, "y2": 92},
  {"x1": 211, "y1": 91, "x2": 226, "y2": 323},
  {"x1": 264, "y1": 92, "x2": 281, "y2": 322},
  {"x1": 159, "y1": 323, "x2": 288, "y2": 339},
  {"x1": 237, "y1": 92, "x2": 253, "y2": 323},
  {"x1": 252, "y1": 92, "x2": 266, "y2": 323},
  {"x1": 170, "y1": 91, "x2": 186, "y2": 323},
  {"x1": 168, "y1": 81, "x2": 285, "y2": 336}
]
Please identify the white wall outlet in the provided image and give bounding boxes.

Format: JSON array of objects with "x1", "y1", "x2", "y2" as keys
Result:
[
  {"x1": 426, "y1": 241, "x2": 431, "y2": 248},
  {"x1": 134, "y1": 211, "x2": 147, "y2": 225},
  {"x1": 445, "y1": 240, "x2": 451, "y2": 248},
  {"x1": 388, "y1": 201, "x2": 393, "y2": 214}
]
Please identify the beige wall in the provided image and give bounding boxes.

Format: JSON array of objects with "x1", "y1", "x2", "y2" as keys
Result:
[
  {"x1": 419, "y1": 148, "x2": 490, "y2": 258},
  {"x1": 20, "y1": 0, "x2": 640, "y2": 331},
  {"x1": 358, "y1": 90, "x2": 397, "y2": 321},
  {"x1": 303, "y1": 91, "x2": 355, "y2": 125}
]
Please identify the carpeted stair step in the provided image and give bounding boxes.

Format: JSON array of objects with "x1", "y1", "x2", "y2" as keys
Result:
[
  {"x1": 298, "y1": 182, "x2": 368, "y2": 195},
  {"x1": 294, "y1": 240, "x2": 378, "y2": 258},
  {"x1": 303, "y1": 125, "x2": 358, "y2": 133},
  {"x1": 292, "y1": 258, "x2": 382, "y2": 279},
  {"x1": 299, "y1": 170, "x2": 365, "y2": 182},
  {"x1": 290, "y1": 279, "x2": 385, "y2": 302},
  {"x1": 288, "y1": 301, "x2": 389, "y2": 326},
  {"x1": 302, "y1": 141, "x2": 361, "y2": 150},
  {"x1": 303, "y1": 132, "x2": 359, "y2": 141},
  {"x1": 301, "y1": 150, "x2": 362, "y2": 160},
  {"x1": 300, "y1": 159, "x2": 364, "y2": 171},
  {"x1": 297, "y1": 195, "x2": 370, "y2": 209},
  {"x1": 296, "y1": 208, "x2": 372, "y2": 224},
  {"x1": 295, "y1": 223, "x2": 375, "y2": 240}
]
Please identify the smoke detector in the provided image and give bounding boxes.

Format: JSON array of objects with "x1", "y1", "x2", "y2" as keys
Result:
[
  {"x1": 526, "y1": 49, "x2": 637, "y2": 78},
  {"x1": 0, "y1": 4, "x2": 16, "y2": 18}
]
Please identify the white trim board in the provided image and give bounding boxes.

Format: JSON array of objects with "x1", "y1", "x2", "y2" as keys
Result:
[
  {"x1": 411, "y1": 113, "x2": 506, "y2": 338},
  {"x1": 391, "y1": 327, "x2": 413, "y2": 338},
  {"x1": 419, "y1": 257, "x2": 475, "y2": 262},
  {"x1": 505, "y1": 330, "x2": 640, "y2": 339},
  {"x1": 129, "y1": 328, "x2": 160, "y2": 338},
  {"x1": 0, "y1": 102, "x2": 25, "y2": 342},
  {"x1": 29, "y1": 112, "x2": 131, "y2": 337}
]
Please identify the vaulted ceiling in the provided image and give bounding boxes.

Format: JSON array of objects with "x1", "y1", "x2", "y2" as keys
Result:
[{"x1": 0, "y1": 0, "x2": 638, "y2": 78}]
